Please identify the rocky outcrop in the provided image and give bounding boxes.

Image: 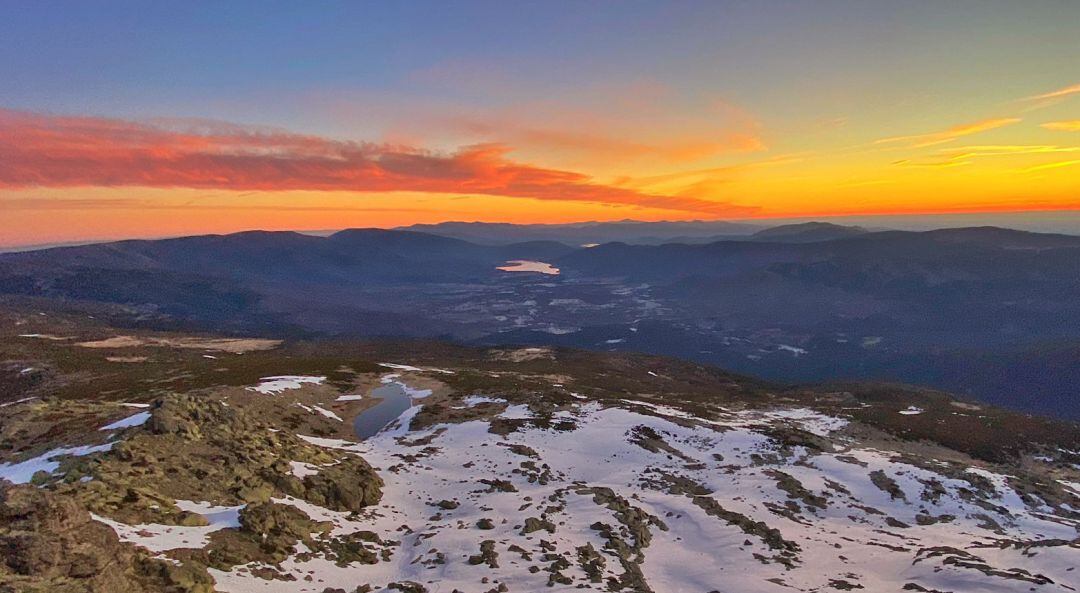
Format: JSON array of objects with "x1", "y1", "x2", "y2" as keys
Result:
[
  {"x1": 68, "y1": 394, "x2": 382, "y2": 524},
  {"x1": 0, "y1": 483, "x2": 213, "y2": 593}
]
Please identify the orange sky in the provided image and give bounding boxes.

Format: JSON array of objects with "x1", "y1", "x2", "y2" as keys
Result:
[
  {"x1": 3, "y1": 86, "x2": 1080, "y2": 248},
  {"x1": 2, "y1": 4, "x2": 1080, "y2": 247}
]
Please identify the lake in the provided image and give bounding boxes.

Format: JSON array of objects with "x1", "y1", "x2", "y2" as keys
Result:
[
  {"x1": 496, "y1": 260, "x2": 560, "y2": 275},
  {"x1": 353, "y1": 381, "x2": 414, "y2": 439}
]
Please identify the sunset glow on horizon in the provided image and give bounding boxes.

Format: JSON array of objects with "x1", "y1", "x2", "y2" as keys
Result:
[{"x1": 2, "y1": 1, "x2": 1079, "y2": 247}]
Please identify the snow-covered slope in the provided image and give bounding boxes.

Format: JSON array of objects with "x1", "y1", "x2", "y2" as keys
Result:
[
  {"x1": 3, "y1": 337, "x2": 1078, "y2": 593},
  {"x1": 193, "y1": 392, "x2": 1079, "y2": 593}
]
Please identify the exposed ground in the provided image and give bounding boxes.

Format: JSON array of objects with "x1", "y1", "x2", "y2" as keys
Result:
[{"x1": 1, "y1": 305, "x2": 1079, "y2": 592}]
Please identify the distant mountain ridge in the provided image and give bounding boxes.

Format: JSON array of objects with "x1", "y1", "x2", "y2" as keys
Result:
[
  {"x1": 2, "y1": 224, "x2": 1079, "y2": 418},
  {"x1": 397, "y1": 219, "x2": 764, "y2": 245},
  {"x1": 750, "y1": 221, "x2": 869, "y2": 242}
]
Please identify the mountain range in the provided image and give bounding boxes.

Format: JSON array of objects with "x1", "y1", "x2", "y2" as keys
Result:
[{"x1": 2, "y1": 223, "x2": 1078, "y2": 419}]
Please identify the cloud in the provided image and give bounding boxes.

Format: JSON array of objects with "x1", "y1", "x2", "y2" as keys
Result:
[
  {"x1": 0, "y1": 109, "x2": 742, "y2": 215},
  {"x1": 1021, "y1": 159, "x2": 1080, "y2": 173},
  {"x1": 892, "y1": 144, "x2": 1080, "y2": 169},
  {"x1": 1041, "y1": 120, "x2": 1080, "y2": 132},
  {"x1": 874, "y1": 118, "x2": 1020, "y2": 148},
  {"x1": 0, "y1": 197, "x2": 463, "y2": 213},
  {"x1": 1026, "y1": 83, "x2": 1080, "y2": 102},
  {"x1": 891, "y1": 159, "x2": 970, "y2": 169},
  {"x1": 944, "y1": 145, "x2": 1080, "y2": 159},
  {"x1": 437, "y1": 114, "x2": 764, "y2": 163},
  {"x1": 310, "y1": 81, "x2": 767, "y2": 168}
]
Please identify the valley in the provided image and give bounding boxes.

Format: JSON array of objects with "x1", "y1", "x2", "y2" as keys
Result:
[{"x1": 2, "y1": 225, "x2": 1079, "y2": 418}]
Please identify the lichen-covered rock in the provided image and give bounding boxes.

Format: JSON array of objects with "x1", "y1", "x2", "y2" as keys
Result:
[
  {"x1": 0, "y1": 483, "x2": 214, "y2": 593},
  {"x1": 147, "y1": 395, "x2": 241, "y2": 438},
  {"x1": 69, "y1": 394, "x2": 382, "y2": 522},
  {"x1": 298, "y1": 457, "x2": 383, "y2": 512}
]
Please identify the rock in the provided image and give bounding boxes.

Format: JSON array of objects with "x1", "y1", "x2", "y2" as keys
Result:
[
  {"x1": 147, "y1": 394, "x2": 238, "y2": 438},
  {"x1": 467, "y1": 539, "x2": 499, "y2": 568},
  {"x1": 0, "y1": 483, "x2": 214, "y2": 593},
  {"x1": 387, "y1": 582, "x2": 427, "y2": 593},
  {"x1": 299, "y1": 457, "x2": 383, "y2": 512},
  {"x1": 520, "y1": 517, "x2": 555, "y2": 535}
]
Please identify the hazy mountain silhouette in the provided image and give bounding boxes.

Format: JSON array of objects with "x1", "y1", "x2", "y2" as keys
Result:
[{"x1": 2, "y1": 224, "x2": 1079, "y2": 417}]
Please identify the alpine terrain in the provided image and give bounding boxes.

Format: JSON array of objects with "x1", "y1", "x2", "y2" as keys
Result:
[{"x1": 1, "y1": 304, "x2": 1078, "y2": 592}]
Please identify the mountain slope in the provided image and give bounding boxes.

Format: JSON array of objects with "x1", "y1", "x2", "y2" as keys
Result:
[
  {"x1": 1, "y1": 316, "x2": 1078, "y2": 593},
  {"x1": 398, "y1": 220, "x2": 762, "y2": 245},
  {"x1": 751, "y1": 221, "x2": 869, "y2": 242}
]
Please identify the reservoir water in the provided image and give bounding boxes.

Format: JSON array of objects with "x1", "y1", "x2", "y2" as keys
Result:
[
  {"x1": 496, "y1": 260, "x2": 560, "y2": 275},
  {"x1": 353, "y1": 381, "x2": 414, "y2": 439}
]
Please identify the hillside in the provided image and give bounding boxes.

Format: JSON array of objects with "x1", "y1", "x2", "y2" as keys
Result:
[{"x1": 1, "y1": 311, "x2": 1079, "y2": 592}]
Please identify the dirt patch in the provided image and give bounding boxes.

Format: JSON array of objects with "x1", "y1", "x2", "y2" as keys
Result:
[
  {"x1": 489, "y1": 347, "x2": 555, "y2": 362},
  {"x1": 76, "y1": 336, "x2": 282, "y2": 353}
]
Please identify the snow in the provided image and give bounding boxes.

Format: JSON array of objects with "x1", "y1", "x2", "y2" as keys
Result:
[
  {"x1": 400, "y1": 384, "x2": 432, "y2": 399},
  {"x1": 752, "y1": 408, "x2": 849, "y2": 437},
  {"x1": 246, "y1": 375, "x2": 326, "y2": 395},
  {"x1": 335, "y1": 394, "x2": 364, "y2": 402},
  {"x1": 294, "y1": 402, "x2": 343, "y2": 422},
  {"x1": 94, "y1": 500, "x2": 244, "y2": 552},
  {"x1": 211, "y1": 398, "x2": 1080, "y2": 592},
  {"x1": 899, "y1": 406, "x2": 924, "y2": 415},
  {"x1": 17, "y1": 333, "x2": 70, "y2": 340},
  {"x1": 0, "y1": 443, "x2": 114, "y2": 484},
  {"x1": 462, "y1": 395, "x2": 507, "y2": 407},
  {"x1": 497, "y1": 404, "x2": 534, "y2": 419},
  {"x1": 93, "y1": 394, "x2": 1073, "y2": 593},
  {"x1": 377, "y1": 373, "x2": 433, "y2": 399},
  {"x1": 99, "y1": 411, "x2": 151, "y2": 431},
  {"x1": 289, "y1": 461, "x2": 321, "y2": 479},
  {"x1": 313, "y1": 405, "x2": 343, "y2": 422},
  {"x1": 777, "y1": 344, "x2": 808, "y2": 356},
  {"x1": 378, "y1": 362, "x2": 423, "y2": 372},
  {"x1": 377, "y1": 363, "x2": 454, "y2": 375}
]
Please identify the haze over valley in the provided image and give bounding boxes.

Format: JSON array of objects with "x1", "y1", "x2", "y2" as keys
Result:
[{"x1": 3, "y1": 220, "x2": 1079, "y2": 419}]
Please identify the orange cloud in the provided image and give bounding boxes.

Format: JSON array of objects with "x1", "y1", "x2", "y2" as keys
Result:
[
  {"x1": 0, "y1": 109, "x2": 743, "y2": 215},
  {"x1": 891, "y1": 159, "x2": 970, "y2": 169},
  {"x1": 439, "y1": 115, "x2": 763, "y2": 163},
  {"x1": 1041, "y1": 120, "x2": 1080, "y2": 132},
  {"x1": 1026, "y1": 83, "x2": 1080, "y2": 102},
  {"x1": 875, "y1": 117, "x2": 1020, "y2": 148},
  {"x1": 315, "y1": 81, "x2": 766, "y2": 169},
  {"x1": 1021, "y1": 160, "x2": 1080, "y2": 173},
  {"x1": 943, "y1": 145, "x2": 1080, "y2": 159}
]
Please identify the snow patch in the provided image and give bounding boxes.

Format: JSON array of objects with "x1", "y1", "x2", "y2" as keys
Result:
[
  {"x1": 247, "y1": 375, "x2": 326, "y2": 395},
  {"x1": 99, "y1": 411, "x2": 151, "y2": 431},
  {"x1": 0, "y1": 443, "x2": 114, "y2": 484}
]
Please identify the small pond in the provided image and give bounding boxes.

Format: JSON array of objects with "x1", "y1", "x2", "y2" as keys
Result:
[{"x1": 353, "y1": 382, "x2": 414, "y2": 439}]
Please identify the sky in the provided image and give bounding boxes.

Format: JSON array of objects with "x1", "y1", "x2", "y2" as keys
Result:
[{"x1": 2, "y1": 0, "x2": 1079, "y2": 247}]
